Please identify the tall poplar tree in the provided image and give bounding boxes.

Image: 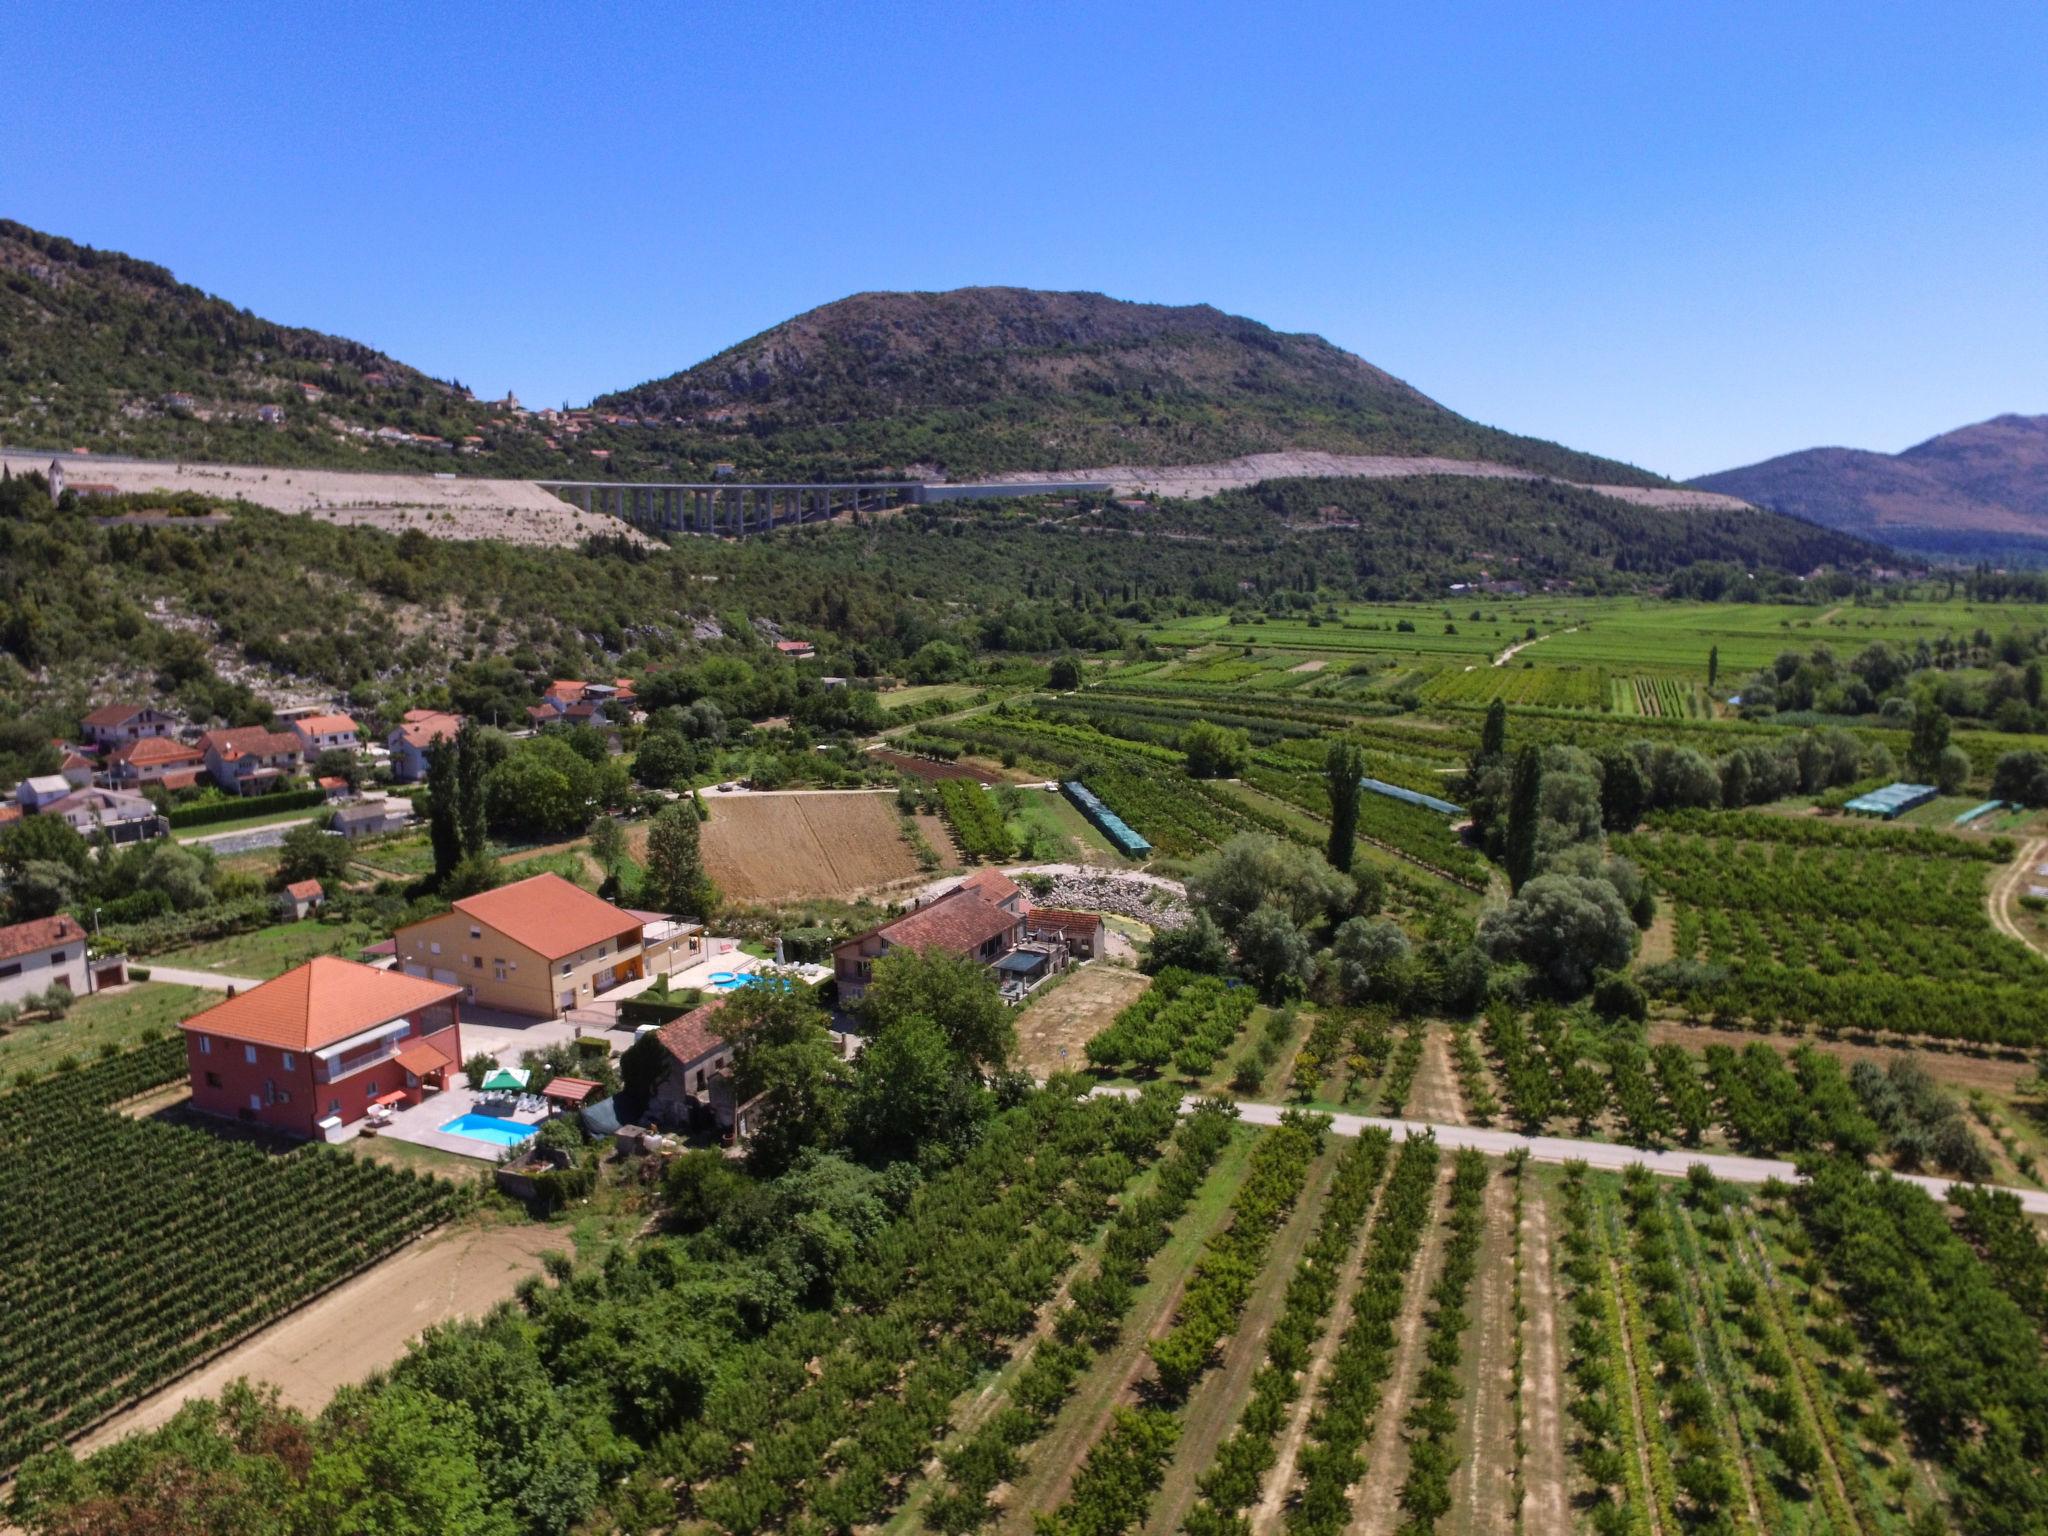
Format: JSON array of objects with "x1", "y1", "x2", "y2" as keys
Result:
[
  {"x1": 1504, "y1": 745, "x2": 1544, "y2": 892},
  {"x1": 1324, "y1": 739, "x2": 1366, "y2": 873}
]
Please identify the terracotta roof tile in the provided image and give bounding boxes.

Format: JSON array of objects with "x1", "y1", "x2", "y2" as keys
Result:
[
  {"x1": 178, "y1": 957, "x2": 460, "y2": 1051},
  {"x1": 284, "y1": 879, "x2": 324, "y2": 901},
  {"x1": 448, "y1": 872, "x2": 639, "y2": 959},
  {"x1": 0, "y1": 914, "x2": 86, "y2": 962},
  {"x1": 875, "y1": 888, "x2": 1019, "y2": 956},
  {"x1": 293, "y1": 714, "x2": 358, "y2": 735},
  {"x1": 655, "y1": 1000, "x2": 729, "y2": 1068}
]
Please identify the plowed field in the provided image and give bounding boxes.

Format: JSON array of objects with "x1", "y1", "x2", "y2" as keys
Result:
[{"x1": 698, "y1": 792, "x2": 921, "y2": 899}]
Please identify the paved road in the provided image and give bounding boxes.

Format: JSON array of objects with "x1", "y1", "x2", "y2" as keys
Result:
[
  {"x1": 142, "y1": 964, "x2": 264, "y2": 991},
  {"x1": 1096, "y1": 1088, "x2": 2048, "y2": 1215}
]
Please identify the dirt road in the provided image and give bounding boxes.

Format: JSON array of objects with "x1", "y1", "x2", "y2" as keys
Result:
[
  {"x1": 75, "y1": 1222, "x2": 563, "y2": 1453},
  {"x1": 1987, "y1": 836, "x2": 2048, "y2": 958}
]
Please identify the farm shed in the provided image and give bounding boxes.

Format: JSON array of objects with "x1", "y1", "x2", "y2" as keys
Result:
[
  {"x1": 1061, "y1": 780, "x2": 1152, "y2": 856},
  {"x1": 1842, "y1": 782, "x2": 1938, "y2": 820}
]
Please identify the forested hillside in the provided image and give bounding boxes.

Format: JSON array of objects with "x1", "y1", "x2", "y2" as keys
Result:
[
  {"x1": 2, "y1": 220, "x2": 1684, "y2": 487},
  {"x1": 596, "y1": 287, "x2": 1673, "y2": 483}
]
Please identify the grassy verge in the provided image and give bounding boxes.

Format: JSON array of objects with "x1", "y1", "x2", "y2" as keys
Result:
[{"x1": 0, "y1": 982, "x2": 210, "y2": 1082}]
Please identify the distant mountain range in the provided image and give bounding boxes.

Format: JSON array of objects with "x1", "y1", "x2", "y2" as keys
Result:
[
  {"x1": 1693, "y1": 414, "x2": 2048, "y2": 563},
  {"x1": 1, "y1": 218, "x2": 1673, "y2": 487}
]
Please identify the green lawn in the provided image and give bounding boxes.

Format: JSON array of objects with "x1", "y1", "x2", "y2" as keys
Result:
[
  {"x1": 882, "y1": 682, "x2": 981, "y2": 711},
  {"x1": 0, "y1": 982, "x2": 211, "y2": 1083},
  {"x1": 173, "y1": 805, "x2": 328, "y2": 844},
  {"x1": 155, "y1": 918, "x2": 380, "y2": 979}
]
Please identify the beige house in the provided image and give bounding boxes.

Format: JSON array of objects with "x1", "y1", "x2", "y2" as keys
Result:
[{"x1": 394, "y1": 872, "x2": 645, "y2": 1018}]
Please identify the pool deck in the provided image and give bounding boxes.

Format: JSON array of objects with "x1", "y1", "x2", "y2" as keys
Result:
[{"x1": 356, "y1": 1083, "x2": 547, "y2": 1161}]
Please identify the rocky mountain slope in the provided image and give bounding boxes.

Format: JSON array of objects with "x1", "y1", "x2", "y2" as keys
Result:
[
  {"x1": 596, "y1": 286, "x2": 1672, "y2": 485},
  {"x1": 1693, "y1": 413, "x2": 2048, "y2": 562}
]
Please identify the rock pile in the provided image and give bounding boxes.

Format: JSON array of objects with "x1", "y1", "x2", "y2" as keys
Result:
[{"x1": 1036, "y1": 872, "x2": 1190, "y2": 930}]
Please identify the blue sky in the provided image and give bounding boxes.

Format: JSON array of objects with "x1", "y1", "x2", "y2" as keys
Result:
[{"x1": 3, "y1": 2, "x2": 2044, "y2": 478}]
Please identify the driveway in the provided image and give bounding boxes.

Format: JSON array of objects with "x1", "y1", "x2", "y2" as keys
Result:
[{"x1": 142, "y1": 964, "x2": 264, "y2": 991}]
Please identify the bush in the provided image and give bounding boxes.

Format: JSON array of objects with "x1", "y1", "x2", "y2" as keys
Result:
[
  {"x1": 126, "y1": 966, "x2": 151, "y2": 982},
  {"x1": 1592, "y1": 971, "x2": 1648, "y2": 1023},
  {"x1": 166, "y1": 786, "x2": 326, "y2": 829}
]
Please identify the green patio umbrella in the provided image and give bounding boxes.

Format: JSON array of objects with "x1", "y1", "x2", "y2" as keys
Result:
[{"x1": 482, "y1": 1068, "x2": 529, "y2": 1092}]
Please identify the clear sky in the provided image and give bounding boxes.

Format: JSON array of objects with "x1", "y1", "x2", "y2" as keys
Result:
[{"x1": 3, "y1": 1, "x2": 2044, "y2": 478}]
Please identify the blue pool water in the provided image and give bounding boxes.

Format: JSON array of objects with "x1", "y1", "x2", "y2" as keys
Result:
[
  {"x1": 708, "y1": 970, "x2": 785, "y2": 991},
  {"x1": 439, "y1": 1112, "x2": 537, "y2": 1148}
]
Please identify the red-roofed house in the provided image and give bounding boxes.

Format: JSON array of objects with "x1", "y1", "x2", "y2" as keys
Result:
[
  {"x1": 100, "y1": 735, "x2": 206, "y2": 790},
  {"x1": 775, "y1": 639, "x2": 817, "y2": 660},
  {"x1": 290, "y1": 713, "x2": 361, "y2": 755},
  {"x1": 277, "y1": 879, "x2": 325, "y2": 921},
  {"x1": 394, "y1": 871, "x2": 645, "y2": 1018},
  {"x1": 646, "y1": 999, "x2": 735, "y2": 1126},
  {"x1": 0, "y1": 915, "x2": 89, "y2": 1008},
  {"x1": 200, "y1": 727, "x2": 305, "y2": 794},
  {"x1": 179, "y1": 957, "x2": 463, "y2": 1138},
  {"x1": 833, "y1": 884, "x2": 1025, "y2": 1004},
  {"x1": 388, "y1": 709, "x2": 463, "y2": 782},
  {"x1": 80, "y1": 704, "x2": 180, "y2": 750}
]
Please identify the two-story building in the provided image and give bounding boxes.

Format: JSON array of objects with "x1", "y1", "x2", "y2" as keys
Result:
[
  {"x1": 80, "y1": 704, "x2": 181, "y2": 752},
  {"x1": 387, "y1": 710, "x2": 463, "y2": 783},
  {"x1": 200, "y1": 726, "x2": 306, "y2": 794},
  {"x1": 178, "y1": 957, "x2": 463, "y2": 1139},
  {"x1": 100, "y1": 735, "x2": 207, "y2": 791},
  {"x1": 290, "y1": 713, "x2": 361, "y2": 757},
  {"x1": 0, "y1": 915, "x2": 89, "y2": 1008},
  {"x1": 394, "y1": 871, "x2": 646, "y2": 1018}
]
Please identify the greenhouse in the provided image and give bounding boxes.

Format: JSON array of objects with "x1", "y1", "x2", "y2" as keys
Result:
[
  {"x1": 1360, "y1": 777, "x2": 1463, "y2": 817},
  {"x1": 1842, "y1": 782, "x2": 1938, "y2": 820},
  {"x1": 1062, "y1": 780, "x2": 1153, "y2": 856}
]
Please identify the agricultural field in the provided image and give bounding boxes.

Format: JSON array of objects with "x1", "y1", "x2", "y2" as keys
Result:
[
  {"x1": 1420, "y1": 663, "x2": 1609, "y2": 710},
  {"x1": 1012, "y1": 965, "x2": 1152, "y2": 1079},
  {"x1": 1609, "y1": 674, "x2": 1712, "y2": 718},
  {"x1": 0, "y1": 982, "x2": 212, "y2": 1083},
  {"x1": 0, "y1": 1042, "x2": 459, "y2": 1475},
  {"x1": 696, "y1": 790, "x2": 928, "y2": 899}
]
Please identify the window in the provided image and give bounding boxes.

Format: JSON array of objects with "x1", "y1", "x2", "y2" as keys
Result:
[
  {"x1": 244, "y1": 1044, "x2": 258, "y2": 1065},
  {"x1": 204, "y1": 1071, "x2": 221, "y2": 1089},
  {"x1": 50, "y1": 950, "x2": 66, "y2": 963},
  {"x1": 329, "y1": 1099, "x2": 341, "y2": 1117},
  {"x1": 199, "y1": 1035, "x2": 211, "y2": 1055},
  {"x1": 493, "y1": 964, "x2": 508, "y2": 982},
  {"x1": 561, "y1": 961, "x2": 572, "y2": 976},
  {"x1": 469, "y1": 926, "x2": 481, "y2": 940},
  {"x1": 429, "y1": 941, "x2": 442, "y2": 956},
  {"x1": 472, "y1": 955, "x2": 483, "y2": 970},
  {"x1": 282, "y1": 1052, "x2": 295, "y2": 1072},
  {"x1": 0, "y1": 963, "x2": 19, "y2": 980}
]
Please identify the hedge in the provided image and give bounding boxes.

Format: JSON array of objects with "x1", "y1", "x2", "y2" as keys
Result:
[{"x1": 167, "y1": 787, "x2": 326, "y2": 829}]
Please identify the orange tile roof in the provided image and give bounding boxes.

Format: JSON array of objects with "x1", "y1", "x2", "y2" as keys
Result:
[
  {"x1": 449, "y1": 872, "x2": 639, "y2": 959},
  {"x1": 957, "y1": 867, "x2": 1022, "y2": 905},
  {"x1": 179, "y1": 957, "x2": 460, "y2": 1051},
  {"x1": 200, "y1": 726, "x2": 303, "y2": 760},
  {"x1": 293, "y1": 714, "x2": 358, "y2": 735},
  {"x1": 395, "y1": 1039, "x2": 452, "y2": 1075},
  {"x1": 284, "y1": 879, "x2": 324, "y2": 901},
  {"x1": 393, "y1": 711, "x2": 462, "y2": 749},
  {"x1": 106, "y1": 737, "x2": 203, "y2": 767},
  {"x1": 873, "y1": 888, "x2": 1019, "y2": 957},
  {"x1": 81, "y1": 704, "x2": 152, "y2": 728},
  {"x1": 655, "y1": 1000, "x2": 729, "y2": 1068},
  {"x1": 0, "y1": 914, "x2": 86, "y2": 962}
]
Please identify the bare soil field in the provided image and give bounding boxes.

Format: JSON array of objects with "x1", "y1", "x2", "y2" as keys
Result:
[
  {"x1": 1516, "y1": 1179, "x2": 1571, "y2": 1534},
  {"x1": 74, "y1": 1221, "x2": 562, "y2": 1453},
  {"x1": 982, "y1": 451, "x2": 1753, "y2": 511},
  {"x1": 696, "y1": 791, "x2": 922, "y2": 900},
  {"x1": 1408, "y1": 1026, "x2": 1466, "y2": 1124},
  {"x1": 871, "y1": 746, "x2": 1005, "y2": 783},
  {"x1": 4, "y1": 452, "x2": 650, "y2": 548},
  {"x1": 1449, "y1": 1171, "x2": 1519, "y2": 1536},
  {"x1": 1014, "y1": 965, "x2": 1151, "y2": 1079}
]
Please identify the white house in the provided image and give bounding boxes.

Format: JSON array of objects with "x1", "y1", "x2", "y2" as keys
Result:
[
  {"x1": 290, "y1": 714, "x2": 361, "y2": 756},
  {"x1": 79, "y1": 705, "x2": 181, "y2": 751},
  {"x1": 0, "y1": 915, "x2": 90, "y2": 1008}
]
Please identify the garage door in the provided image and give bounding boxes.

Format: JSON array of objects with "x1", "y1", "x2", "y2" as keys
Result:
[
  {"x1": 402, "y1": 964, "x2": 427, "y2": 979},
  {"x1": 432, "y1": 968, "x2": 459, "y2": 985}
]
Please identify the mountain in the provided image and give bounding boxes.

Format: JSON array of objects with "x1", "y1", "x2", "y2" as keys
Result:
[
  {"x1": 1693, "y1": 414, "x2": 2048, "y2": 563},
  {"x1": 595, "y1": 287, "x2": 1672, "y2": 485},
  {"x1": 0, "y1": 220, "x2": 571, "y2": 473}
]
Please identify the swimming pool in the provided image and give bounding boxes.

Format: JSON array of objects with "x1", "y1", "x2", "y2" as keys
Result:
[
  {"x1": 707, "y1": 970, "x2": 784, "y2": 991},
  {"x1": 439, "y1": 1112, "x2": 537, "y2": 1148}
]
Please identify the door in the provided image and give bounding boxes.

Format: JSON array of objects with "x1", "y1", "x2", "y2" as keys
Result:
[
  {"x1": 558, "y1": 989, "x2": 576, "y2": 1009},
  {"x1": 432, "y1": 967, "x2": 458, "y2": 985}
]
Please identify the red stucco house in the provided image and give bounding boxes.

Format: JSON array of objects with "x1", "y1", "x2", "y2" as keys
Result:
[{"x1": 178, "y1": 957, "x2": 463, "y2": 1139}]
